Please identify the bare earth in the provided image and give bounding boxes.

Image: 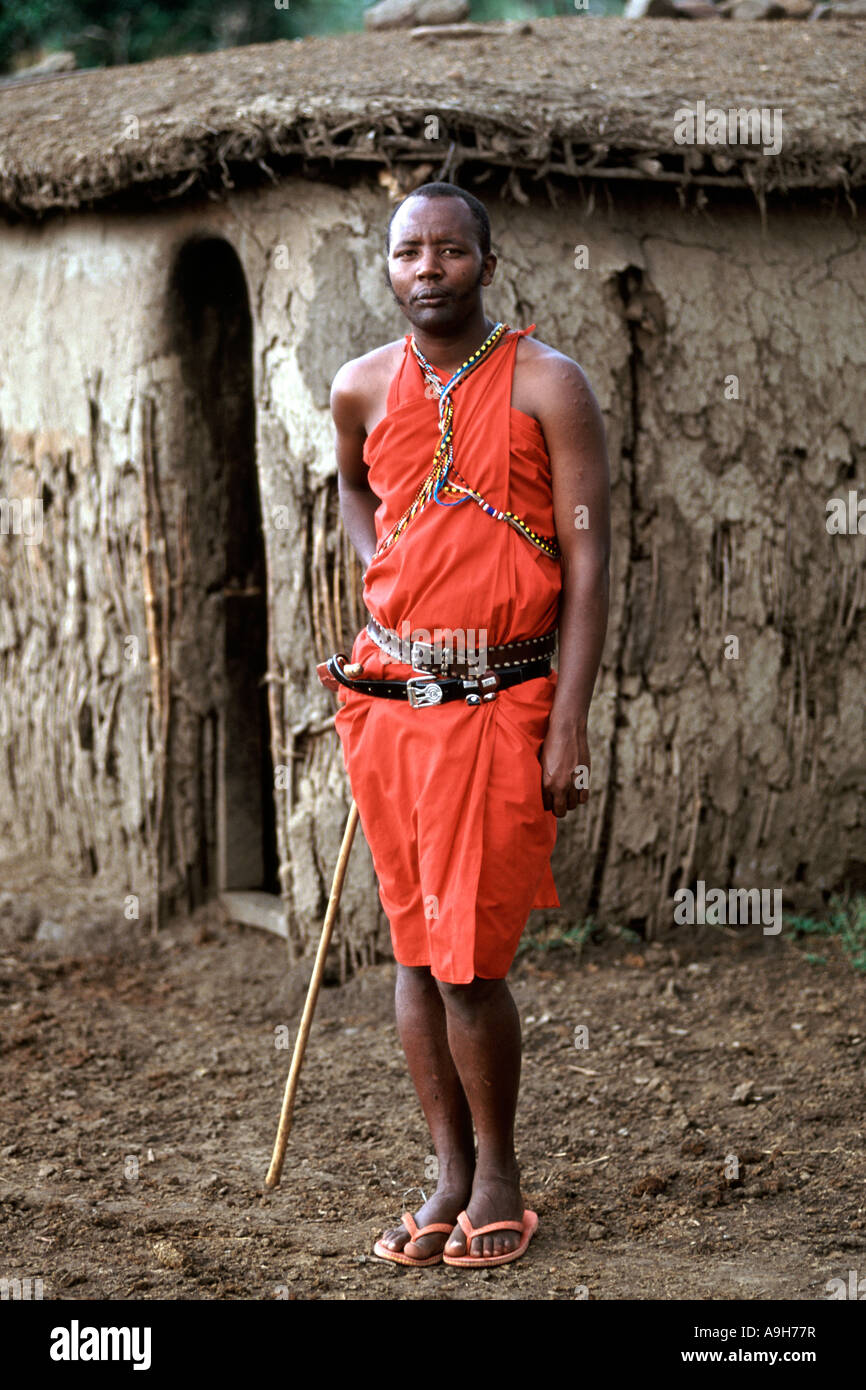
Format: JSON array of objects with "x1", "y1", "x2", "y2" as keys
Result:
[{"x1": 1, "y1": 868, "x2": 864, "y2": 1302}]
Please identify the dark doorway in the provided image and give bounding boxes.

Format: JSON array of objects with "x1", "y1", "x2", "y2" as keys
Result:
[{"x1": 169, "y1": 236, "x2": 278, "y2": 900}]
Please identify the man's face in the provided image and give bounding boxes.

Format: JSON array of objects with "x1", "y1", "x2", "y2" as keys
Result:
[{"x1": 387, "y1": 195, "x2": 496, "y2": 333}]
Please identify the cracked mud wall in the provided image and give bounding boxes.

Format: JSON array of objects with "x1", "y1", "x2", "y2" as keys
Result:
[
  {"x1": 0, "y1": 177, "x2": 863, "y2": 955},
  {"x1": 603, "y1": 213, "x2": 866, "y2": 930},
  {"x1": 0, "y1": 223, "x2": 164, "y2": 897}
]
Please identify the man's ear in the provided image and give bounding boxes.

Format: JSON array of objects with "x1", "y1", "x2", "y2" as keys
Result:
[
  {"x1": 383, "y1": 262, "x2": 398, "y2": 295},
  {"x1": 481, "y1": 252, "x2": 497, "y2": 288}
]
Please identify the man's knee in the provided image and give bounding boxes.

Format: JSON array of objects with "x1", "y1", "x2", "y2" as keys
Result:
[
  {"x1": 397, "y1": 963, "x2": 433, "y2": 979},
  {"x1": 396, "y1": 962, "x2": 436, "y2": 996},
  {"x1": 435, "y1": 974, "x2": 505, "y2": 1009}
]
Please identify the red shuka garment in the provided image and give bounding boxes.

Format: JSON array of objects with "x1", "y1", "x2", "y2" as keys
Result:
[{"x1": 333, "y1": 326, "x2": 562, "y2": 984}]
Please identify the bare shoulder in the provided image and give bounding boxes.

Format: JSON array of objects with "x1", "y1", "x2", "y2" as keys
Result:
[
  {"x1": 514, "y1": 334, "x2": 607, "y2": 474},
  {"x1": 514, "y1": 333, "x2": 597, "y2": 403},
  {"x1": 330, "y1": 338, "x2": 405, "y2": 430}
]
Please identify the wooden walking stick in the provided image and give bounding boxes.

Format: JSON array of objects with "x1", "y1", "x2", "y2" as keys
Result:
[{"x1": 264, "y1": 798, "x2": 360, "y2": 1189}]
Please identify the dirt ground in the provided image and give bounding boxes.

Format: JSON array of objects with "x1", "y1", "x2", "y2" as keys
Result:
[{"x1": 1, "y1": 864, "x2": 864, "y2": 1303}]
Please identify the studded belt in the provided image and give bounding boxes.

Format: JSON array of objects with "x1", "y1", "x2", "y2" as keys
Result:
[{"x1": 365, "y1": 615, "x2": 557, "y2": 676}]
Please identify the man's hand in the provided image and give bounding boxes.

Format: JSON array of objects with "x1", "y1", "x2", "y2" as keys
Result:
[{"x1": 539, "y1": 721, "x2": 590, "y2": 818}]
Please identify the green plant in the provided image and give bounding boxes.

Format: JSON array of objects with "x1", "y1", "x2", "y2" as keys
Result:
[
  {"x1": 783, "y1": 895, "x2": 866, "y2": 974},
  {"x1": 517, "y1": 915, "x2": 598, "y2": 957},
  {"x1": 1, "y1": 0, "x2": 625, "y2": 75}
]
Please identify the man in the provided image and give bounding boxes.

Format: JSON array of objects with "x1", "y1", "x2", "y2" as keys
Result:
[{"x1": 327, "y1": 182, "x2": 610, "y2": 1267}]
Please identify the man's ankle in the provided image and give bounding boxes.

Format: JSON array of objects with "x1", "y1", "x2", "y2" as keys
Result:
[
  {"x1": 433, "y1": 1166, "x2": 474, "y2": 1193},
  {"x1": 473, "y1": 1158, "x2": 521, "y2": 1185},
  {"x1": 433, "y1": 1162, "x2": 475, "y2": 1195}
]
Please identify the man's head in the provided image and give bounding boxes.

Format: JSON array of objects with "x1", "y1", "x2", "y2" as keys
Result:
[{"x1": 385, "y1": 183, "x2": 496, "y2": 335}]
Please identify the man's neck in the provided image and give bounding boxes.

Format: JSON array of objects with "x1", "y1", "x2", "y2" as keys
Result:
[{"x1": 410, "y1": 310, "x2": 498, "y2": 375}]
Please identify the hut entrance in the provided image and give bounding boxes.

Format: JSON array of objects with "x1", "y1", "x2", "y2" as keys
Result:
[{"x1": 169, "y1": 237, "x2": 279, "y2": 917}]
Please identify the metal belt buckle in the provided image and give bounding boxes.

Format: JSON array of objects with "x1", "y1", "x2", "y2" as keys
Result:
[
  {"x1": 410, "y1": 638, "x2": 437, "y2": 671},
  {"x1": 406, "y1": 675, "x2": 444, "y2": 708}
]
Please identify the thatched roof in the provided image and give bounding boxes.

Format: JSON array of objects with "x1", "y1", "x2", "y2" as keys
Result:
[{"x1": 0, "y1": 16, "x2": 863, "y2": 220}]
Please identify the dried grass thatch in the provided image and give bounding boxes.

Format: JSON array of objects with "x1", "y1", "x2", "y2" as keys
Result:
[{"x1": 0, "y1": 17, "x2": 863, "y2": 219}]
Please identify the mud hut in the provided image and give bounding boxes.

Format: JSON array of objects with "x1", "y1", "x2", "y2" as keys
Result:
[{"x1": 0, "y1": 17, "x2": 864, "y2": 965}]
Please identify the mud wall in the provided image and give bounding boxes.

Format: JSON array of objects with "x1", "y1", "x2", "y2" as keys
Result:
[{"x1": 0, "y1": 177, "x2": 863, "y2": 951}]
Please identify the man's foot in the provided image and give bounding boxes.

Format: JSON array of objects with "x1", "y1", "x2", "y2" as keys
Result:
[
  {"x1": 377, "y1": 1183, "x2": 472, "y2": 1262},
  {"x1": 445, "y1": 1170, "x2": 525, "y2": 1260}
]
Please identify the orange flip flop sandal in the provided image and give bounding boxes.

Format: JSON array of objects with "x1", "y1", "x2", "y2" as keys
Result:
[
  {"x1": 373, "y1": 1211, "x2": 455, "y2": 1267},
  {"x1": 442, "y1": 1208, "x2": 539, "y2": 1268}
]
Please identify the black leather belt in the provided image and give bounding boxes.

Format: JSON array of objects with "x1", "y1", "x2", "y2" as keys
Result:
[{"x1": 321, "y1": 651, "x2": 551, "y2": 708}]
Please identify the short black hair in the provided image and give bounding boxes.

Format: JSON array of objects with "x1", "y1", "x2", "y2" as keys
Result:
[{"x1": 385, "y1": 182, "x2": 492, "y2": 258}]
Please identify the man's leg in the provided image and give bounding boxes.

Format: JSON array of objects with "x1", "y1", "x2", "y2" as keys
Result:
[
  {"x1": 377, "y1": 963, "x2": 476, "y2": 1260},
  {"x1": 436, "y1": 975, "x2": 526, "y2": 1259}
]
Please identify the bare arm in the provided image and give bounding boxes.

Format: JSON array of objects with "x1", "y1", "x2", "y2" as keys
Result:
[
  {"x1": 330, "y1": 361, "x2": 381, "y2": 572},
  {"x1": 534, "y1": 356, "x2": 611, "y2": 818}
]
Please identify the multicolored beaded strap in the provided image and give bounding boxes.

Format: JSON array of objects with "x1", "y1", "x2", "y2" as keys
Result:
[
  {"x1": 416, "y1": 320, "x2": 511, "y2": 510},
  {"x1": 425, "y1": 477, "x2": 560, "y2": 560},
  {"x1": 370, "y1": 322, "x2": 560, "y2": 562}
]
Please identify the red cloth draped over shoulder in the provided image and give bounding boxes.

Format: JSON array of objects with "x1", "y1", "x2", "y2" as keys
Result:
[{"x1": 333, "y1": 326, "x2": 562, "y2": 985}]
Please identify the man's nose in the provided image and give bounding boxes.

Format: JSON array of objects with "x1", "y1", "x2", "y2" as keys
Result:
[{"x1": 416, "y1": 250, "x2": 442, "y2": 277}]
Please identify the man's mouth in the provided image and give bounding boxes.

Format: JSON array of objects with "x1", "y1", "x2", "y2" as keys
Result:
[{"x1": 414, "y1": 292, "x2": 449, "y2": 303}]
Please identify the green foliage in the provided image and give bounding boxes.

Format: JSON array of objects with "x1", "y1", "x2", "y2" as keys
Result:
[
  {"x1": 783, "y1": 896, "x2": 866, "y2": 974},
  {"x1": 517, "y1": 915, "x2": 599, "y2": 956},
  {"x1": 518, "y1": 899, "x2": 866, "y2": 974},
  {"x1": 2, "y1": 1, "x2": 294, "y2": 71},
  {"x1": 1, "y1": 0, "x2": 622, "y2": 75}
]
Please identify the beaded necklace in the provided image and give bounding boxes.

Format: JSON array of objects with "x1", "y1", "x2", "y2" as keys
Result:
[{"x1": 370, "y1": 322, "x2": 560, "y2": 563}]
